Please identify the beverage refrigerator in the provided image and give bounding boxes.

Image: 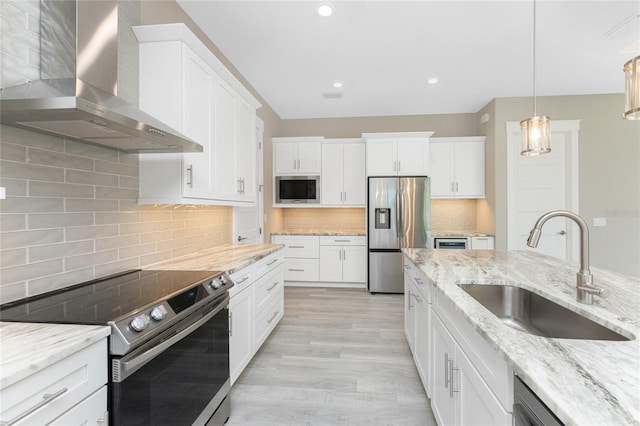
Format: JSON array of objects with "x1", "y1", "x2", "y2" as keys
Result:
[{"x1": 367, "y1": 176, "x2": 431, "y2": 293}]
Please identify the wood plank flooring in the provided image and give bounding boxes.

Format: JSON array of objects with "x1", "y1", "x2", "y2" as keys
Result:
[{"x1": 226, "y1": 287, "x2": 436, "y2": 426}]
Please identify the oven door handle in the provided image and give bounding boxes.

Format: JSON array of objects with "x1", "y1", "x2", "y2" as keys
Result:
[{"x1": 113, "y1": 295, "x2": 229, "y2": 382}]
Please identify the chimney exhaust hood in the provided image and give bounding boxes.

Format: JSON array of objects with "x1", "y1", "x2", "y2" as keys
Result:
[{"x1": 0, "y1": 0, "x2": 203, "y2": 153}]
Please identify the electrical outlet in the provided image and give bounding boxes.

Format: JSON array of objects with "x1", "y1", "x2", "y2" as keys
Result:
[{"x1": 593, "y1": 217, "x2": 607, "y2": 227}]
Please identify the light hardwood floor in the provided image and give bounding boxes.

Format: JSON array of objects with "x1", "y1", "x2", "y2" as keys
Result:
[{"x1": 226, "y1": 287, "x2": 436, "y2": 426}]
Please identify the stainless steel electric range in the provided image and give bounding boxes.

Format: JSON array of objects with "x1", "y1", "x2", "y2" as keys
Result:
[{"x1": 0, "y1": 269, "x2": 233, "y2": 426}]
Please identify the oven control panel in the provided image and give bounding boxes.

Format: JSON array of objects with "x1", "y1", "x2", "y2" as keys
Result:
[{"x1": 110, "y1": 273, "x2": 233, "y2": 355}]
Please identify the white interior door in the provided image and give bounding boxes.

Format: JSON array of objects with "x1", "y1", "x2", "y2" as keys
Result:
[
  {"x1": 233, "y1": 118, "x2": 264, "y2": 244},
  {"x1": 507, "y1": 120, "x2": 580, "y2": 262}
]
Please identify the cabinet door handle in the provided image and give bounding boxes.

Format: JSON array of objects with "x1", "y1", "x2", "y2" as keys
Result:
[
  {"x1": 267, "y1": 310, "x2": 279, "y2": 323},
  {"x1": 451, "y1": 182, "x2": 455, "y2": 192},
  {"x1": 444, "y1": 353, "x2": 450, "y2": 389},
  {"x1": 334, "y1": 239, "x2": 351, "y2": 243},
  {"x1": 186, "y1": 164, "x2": 193, "y2": 188},
  {"x1": 267, "y1": 281, "x2": 279, "y2": 291},
  {"x1": 288, "y1": 268, "x2": 305, "y2": 272},
  {"x1": 289, "y1": 245, "x2": 305, "y2": 249},
  {"x1": 393, "y1": 161, "x2": 397, "y2": 172},
  {"x1": 297, "y1": 159, "x2": 300, "y2": 170},
  {"x1": 398, "y1": 160, "x2": 401, "y2": 172},
  {"x1": 343, "y1": 191, "x2": 347, "y2": 202},
  {"x1": 293, "y1": 159, "x2": 297, "y2": 170},
  {"x1": 2, "y1": 387, "x2": 68, "y2": 426},
  {"x1": 414, "y1": 276, "x2": 423, "y2": 285},
  {"x1": 450, "y1": 363, "x2": 459, "y2": 398},
  {"x1": 455, "y1": 182, "x2": 459, "y2": 192},
  {"x1": 266, "y1": 259, "x2": 278, "y2": 266},
  {"x1": 407, "y1": 290, "x2": 412, "y2": 310},
  {"x1": 342, "y1": 248, "x2": 346, "y2": 261},
  {"x1": 229, "y1": 311, "x2": 233, "y2": 337},
  {"x1": 97, "y1": 410, "x2": 109, "y2": 426}
]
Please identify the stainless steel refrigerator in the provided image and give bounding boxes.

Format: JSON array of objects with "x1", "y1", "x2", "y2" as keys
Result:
[{"x1": 368, "y1": 176, "x2": 431, "y2": 293}]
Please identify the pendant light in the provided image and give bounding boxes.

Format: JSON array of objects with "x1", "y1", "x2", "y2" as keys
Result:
[
  {"x1": 520, "y1": 0, "x2": 551, "y2": 156},
  {"x1": 623, "y1": 55, "x2": 640, "y2": 119}
]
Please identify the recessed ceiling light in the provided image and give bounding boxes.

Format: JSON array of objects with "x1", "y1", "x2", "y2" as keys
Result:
[
  {"x1": 333, "y1": 82, "x2": 343, "y2": 88},
  {"x1": 317, "y1": 4, "x2": 333, "y2": 17},
  {"x1": 427, "y1": 78, "x2": 439, "y2": 85}
]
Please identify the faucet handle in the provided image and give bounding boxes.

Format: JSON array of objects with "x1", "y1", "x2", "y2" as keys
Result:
[{"x1": 579, "y1": 283, "x2": 610, "y2": 298}]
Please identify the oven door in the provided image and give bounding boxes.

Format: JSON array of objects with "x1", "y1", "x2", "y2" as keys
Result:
[
  {"x1": 110, "y1": 295, "x2": 230, "y2": 426},
  {"x1": 434, "y1": 237, "x2": 469, "y2": 249}
]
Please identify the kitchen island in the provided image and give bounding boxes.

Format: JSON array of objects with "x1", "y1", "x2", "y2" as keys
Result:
[{"x1": 403, "y1": 248, "x2": 639, "y2": 425}]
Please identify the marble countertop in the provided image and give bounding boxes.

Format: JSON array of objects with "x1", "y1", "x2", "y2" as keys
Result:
[
  {"x1": 144, "y1": 243, "x2": 284, "y2": 274},
  {"x1": 272, "y1": 229, "x2": 366, "y2": 236},
  {"x1": 402, "y1": 248, "x2": 640, "y2": 425},
  {"x1": 0, "y1": 322, "x2": 111, "y2": 390}
]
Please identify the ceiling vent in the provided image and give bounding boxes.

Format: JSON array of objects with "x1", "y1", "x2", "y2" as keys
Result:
[{"x1": 322, "y1": 92, "x2": 343, "y2": 99}]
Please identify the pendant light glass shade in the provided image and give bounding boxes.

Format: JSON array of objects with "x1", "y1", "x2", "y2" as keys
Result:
[
  {"x1": 520, "y1": 0, "x2": 551, "y2": 156},
  {"x1": 520, "y1": 115, "x2": 551, "y2": 155},
  {"x1": 623, "y1": 55, "x2": 640, "y2": 120}
]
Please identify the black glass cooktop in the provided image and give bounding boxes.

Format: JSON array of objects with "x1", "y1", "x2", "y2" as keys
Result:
[{"x1": 0, "y1": 269, "x2": 221, "y2": 325}]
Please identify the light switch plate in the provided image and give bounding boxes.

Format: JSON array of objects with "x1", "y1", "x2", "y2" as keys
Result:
[{"x1": 593, "y1": 217, "x2": 607, "y2": 227}]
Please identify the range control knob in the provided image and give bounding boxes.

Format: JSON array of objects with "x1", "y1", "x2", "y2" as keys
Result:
[
  {"x1": 129, "y1": 314, "x2": 150, "y2": 332},
  {"x1": 150, "y1": 305, "x2": 168, "y2": 321},
  {"x1": 210, "y1": 279, "x2": 222, "y2": 290},
  {"x1": 219, "y1": 275, "x2": 229, "y2": 285}
]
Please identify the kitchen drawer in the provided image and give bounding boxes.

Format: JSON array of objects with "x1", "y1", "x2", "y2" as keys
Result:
[
  {"x1": 229, "y1": 264, "x2": 255, "y2": 298},
  {"x1": 50, "y1": 386, "x2": 107, "y2": 426},
  {"x1": 319, "y1": 236, "x2": 366, "y2": 246},
  {"x1": 253, "y1": 290, "x2": 284, "y2": 351},
  {"x1": 253, "y1": 251, "x2": 284, "y2": 280},
  {"x1": 0, "y1": 339, "x2": 107, "y2": 426},
  {"x1": 254, "y1": 266, "x2": 284, "y2": 314},
  {"x1": 282, "y1": 259, "x2": 319, "y2": 282},
  {"x1": 272, "y1": 236, "x2": 319, "y2": 258}
]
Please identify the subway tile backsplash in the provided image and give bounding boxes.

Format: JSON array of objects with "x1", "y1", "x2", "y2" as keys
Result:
[{"x1": 0, "y1": 126, "x2": 232, "y2": 303}]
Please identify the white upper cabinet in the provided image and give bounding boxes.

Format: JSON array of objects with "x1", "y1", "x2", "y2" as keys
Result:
[
  {"x1": 364, "y1": 132, "x2": 434, "y2": 176},
  {"x1": 273, "y1": 137, "x2": 323, "y2": 175},
  {"x1": 135, "y1": 24, "x2": 260, "y2": 206},
  {"x1": 430, "y1": 137, "x2": 485, "y2": 199},
  {"x1": 321, "y1": 139, "x2": 365, "y2": 206}
]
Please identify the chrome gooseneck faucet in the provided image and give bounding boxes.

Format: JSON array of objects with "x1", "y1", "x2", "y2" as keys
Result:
[{"x1": 527, "y1": 210, "x2": 609, "y2": 304}]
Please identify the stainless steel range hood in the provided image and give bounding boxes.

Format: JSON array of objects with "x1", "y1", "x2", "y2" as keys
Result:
[{"x1": 0, "y1": 0, "x2": 203, "y2": 153}]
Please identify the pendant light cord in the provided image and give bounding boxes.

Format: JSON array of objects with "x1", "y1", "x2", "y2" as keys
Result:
[{"x1": 533, "y1": 0, "x2": 537, "y2": 116}]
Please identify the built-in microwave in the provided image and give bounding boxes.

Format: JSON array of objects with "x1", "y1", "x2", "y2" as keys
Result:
[{"x1": 275, "y1": 176, "x2": 320, "y2": 204}]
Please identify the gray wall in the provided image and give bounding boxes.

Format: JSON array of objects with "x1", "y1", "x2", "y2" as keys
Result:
[{"x1": 488, "y1": 94, "x2": 640, "y2": 277}]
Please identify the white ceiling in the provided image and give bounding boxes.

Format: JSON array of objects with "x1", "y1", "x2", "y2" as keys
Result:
[{"x1": 176, "y1": 1, "x2": 640, "y2": 119}]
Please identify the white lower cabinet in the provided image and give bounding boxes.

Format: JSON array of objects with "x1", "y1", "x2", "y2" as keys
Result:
[
  {"x1": 229, "y1": 284, "x2": 254, "y2": 385},
  {"x1": 431, "y1": 313, "x2": 510, "y2": 426},
  {"x1": 471, "y1": 236, "x2": 495, "y2": 250},
  {"x1": 404, "y1": 256, "x2": 512, "y2": 426},
  {"x1": 273, "y1": 235, "x2": 365, "y2": 288},
  {"x1": 0, "y1": 339, "x2": 108, "y2": 425},
  {"x1": 319, "y1": 236, "x2": 366, "y2": 284},
  {"x1": 228, "y1": 251, "x2": 284, "y2": 385}
]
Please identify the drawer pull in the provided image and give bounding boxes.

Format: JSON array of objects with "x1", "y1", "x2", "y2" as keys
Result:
[
  {"x1": 267, "y1": 311, "x2": 279, "y2": 324},
  {"x1": 267, "y1": 281, "x2": 279, "y2": 291},
  {"x1": 288, "y1": 268, "x2": 305, "y2": 272},
  {"x1": 444, "y1": 353, "x2": 450, "y2": 389},
  {"x1": 333, "y1": 239, "x2": 351, "y2": 242},
  {"x1": 288, "y1": 245, "x2": 305, "y2": 249},
  {"x1": 414, "y1": 276, "x2": 423, "y2": 285},
  {"x1": 2, "y1": 387, "x2": 68, "y2": 426},
  {"x1": 236, "y1": 276, "x2": 250, "y2": 284},
  {"x1": 97, "y1": 410, "x2": 109, "y2": 426},
  {"x1": 266, "y1": 259, "x2": 278, "y2": 266}
]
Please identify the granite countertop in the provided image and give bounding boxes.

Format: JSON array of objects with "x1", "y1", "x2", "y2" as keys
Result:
[
  {"x1": 272, "y1": 229, "x2": 366, "y2": 236},
  {"x1": 432, "y1": 230, "x2": 493, "y2": 237},
  {"x1": 0, "y1": 323, "x2": 111, "y2": 390},
  {"x1": 144, "y1": 243, "x2": 284, "y2": 274},
  {"x1": 402, "y1": 248, "x2": 640, "y2": 425}
]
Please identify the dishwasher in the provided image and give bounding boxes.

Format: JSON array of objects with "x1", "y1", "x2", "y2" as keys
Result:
[{"x1": 514, "y1": 376, "x2": 564, "y2": 426}]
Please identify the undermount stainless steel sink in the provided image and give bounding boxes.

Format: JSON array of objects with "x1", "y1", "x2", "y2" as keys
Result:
[{"x1": 457, "y1": 283, "x2": 632, "y2": 341}]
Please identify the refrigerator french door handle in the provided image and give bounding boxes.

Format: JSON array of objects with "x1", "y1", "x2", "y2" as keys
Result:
[{"x1": 396, "y1": 190, "x2": 401, "y2": 247}]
